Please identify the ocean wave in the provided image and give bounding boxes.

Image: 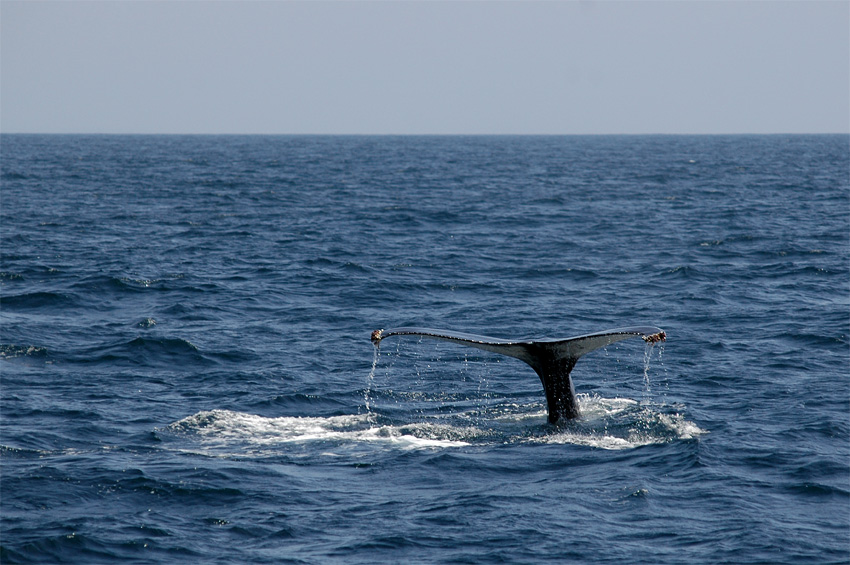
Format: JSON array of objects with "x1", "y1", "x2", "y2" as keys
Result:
[
  {"x1": 1, "y1": 170, "x2": 31, "y2": 181},
  {"x1": 0, "y1": 344, "x2": 49, "y2": 360},
  {"x1": 69, "y1": 273, "x2": 193, "y2": 296},
  {"x1": 0, "y1": 444, "x2": 52, "y2": 458},
  {"x1": 1, "y1": 291, "x2": 77, "y2": 309},
  {"x1": 0, "y1": 271, "x2": 25, "y2": 281},
  {"x1": 125, "y1": 336, "x2": 199, "y2": 352},
  {"x1": 71, "y1": 336, "x2": 209, "y2": 367},
  {"x1": 0, "y1": 532, "x2": 117, "y2": 565},
  {"x1": 783, "y1": 482, "x2": 850, "y2": 498}
]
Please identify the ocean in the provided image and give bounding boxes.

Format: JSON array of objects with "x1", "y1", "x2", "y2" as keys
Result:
[{"x1": 1, "y1": 134, "x2": 848, "y2": 563}]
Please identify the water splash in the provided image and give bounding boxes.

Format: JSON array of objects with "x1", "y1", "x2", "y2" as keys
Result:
[{"x1": 163, "y1": 398, "x2": 704, "y2": 456}]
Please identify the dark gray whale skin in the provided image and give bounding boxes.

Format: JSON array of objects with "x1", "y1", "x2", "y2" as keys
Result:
[{"x1": 371, "y1": 326, "x2": 666, "y2": 425}]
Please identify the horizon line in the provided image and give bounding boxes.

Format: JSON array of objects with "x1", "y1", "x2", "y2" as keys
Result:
[{"x1": 2, "y1": 131, "x2": 848, "y2": 137}]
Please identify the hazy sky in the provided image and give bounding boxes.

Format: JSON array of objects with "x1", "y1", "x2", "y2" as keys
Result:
[{"x1": 2, "y1": 1, "x2": 848, "y2": 134}]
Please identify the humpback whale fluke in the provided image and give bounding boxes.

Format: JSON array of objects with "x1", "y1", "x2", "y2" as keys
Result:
[{"x1": 370, "y1": 326, "x2": 666, "y2": 424}]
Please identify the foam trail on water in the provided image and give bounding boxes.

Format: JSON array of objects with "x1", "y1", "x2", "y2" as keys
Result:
[{"x1": 166, "y1": 410, "x2": 470, "y2": 453}]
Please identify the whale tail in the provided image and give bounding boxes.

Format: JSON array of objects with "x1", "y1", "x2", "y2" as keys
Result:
[{"x1": 370, "y1": 326, "x2": 666, "y2": 424}]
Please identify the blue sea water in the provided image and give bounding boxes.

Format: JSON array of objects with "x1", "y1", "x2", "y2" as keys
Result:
[{"x1": 1, "y1": 134, "x2": 848, "y2": 563}]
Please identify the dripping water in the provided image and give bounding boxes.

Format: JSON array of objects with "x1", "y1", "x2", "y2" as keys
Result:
[
  {"x1": 641, "y1": 340, "x2": 665, "y2": 405},
  {"x1": 364, "y1": 344, "x2": 380, "y2": 423}
]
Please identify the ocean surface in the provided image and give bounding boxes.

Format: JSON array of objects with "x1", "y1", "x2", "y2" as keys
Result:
[{"x1": 1, "y1": 134, "x2": 848, "y2": 563}]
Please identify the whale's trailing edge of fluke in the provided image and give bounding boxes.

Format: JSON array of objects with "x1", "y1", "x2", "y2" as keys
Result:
[{"x1": 370, "y1": 326, "x2": 666, "y2": 424}]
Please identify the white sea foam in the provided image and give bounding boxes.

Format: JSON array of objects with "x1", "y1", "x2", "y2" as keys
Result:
[
  {"x1": 169, "y1": 410, "x2": 470, "y2": 450},
  {"x1": 576, "y1": 394, "x2": 637, "y2": 418},
  {"x1": 541, "y1": 395, "x2": 707, "y2": 450},
  {"x1": 167, "y1": 383, "x2": 706, "y2": 455}
]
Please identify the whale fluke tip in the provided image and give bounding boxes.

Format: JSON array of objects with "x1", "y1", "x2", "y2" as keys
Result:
[
  {"x1": 643, "y1": 331, "x2": 666, "y2": 344},
  {"x1": 371, "y1": 329, "x2": 383, "y2": 345}
]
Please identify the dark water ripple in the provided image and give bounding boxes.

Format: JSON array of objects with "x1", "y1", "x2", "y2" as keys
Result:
[{"x1": 1, "y1": 134, "x2": 848, "y2": 563}]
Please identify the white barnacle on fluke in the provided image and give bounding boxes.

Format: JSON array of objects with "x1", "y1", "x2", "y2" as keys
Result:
[
  {"x1": 369, "y1": 325, "x2": 666, "y2": 424},
  {"x1": 642, "y1": 331, "x2": 666, "y2": 344}
]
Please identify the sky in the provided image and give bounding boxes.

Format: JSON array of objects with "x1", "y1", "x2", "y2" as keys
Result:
[{"x1": 1, "y1": 1, "x2": 848, "y2": 135}]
